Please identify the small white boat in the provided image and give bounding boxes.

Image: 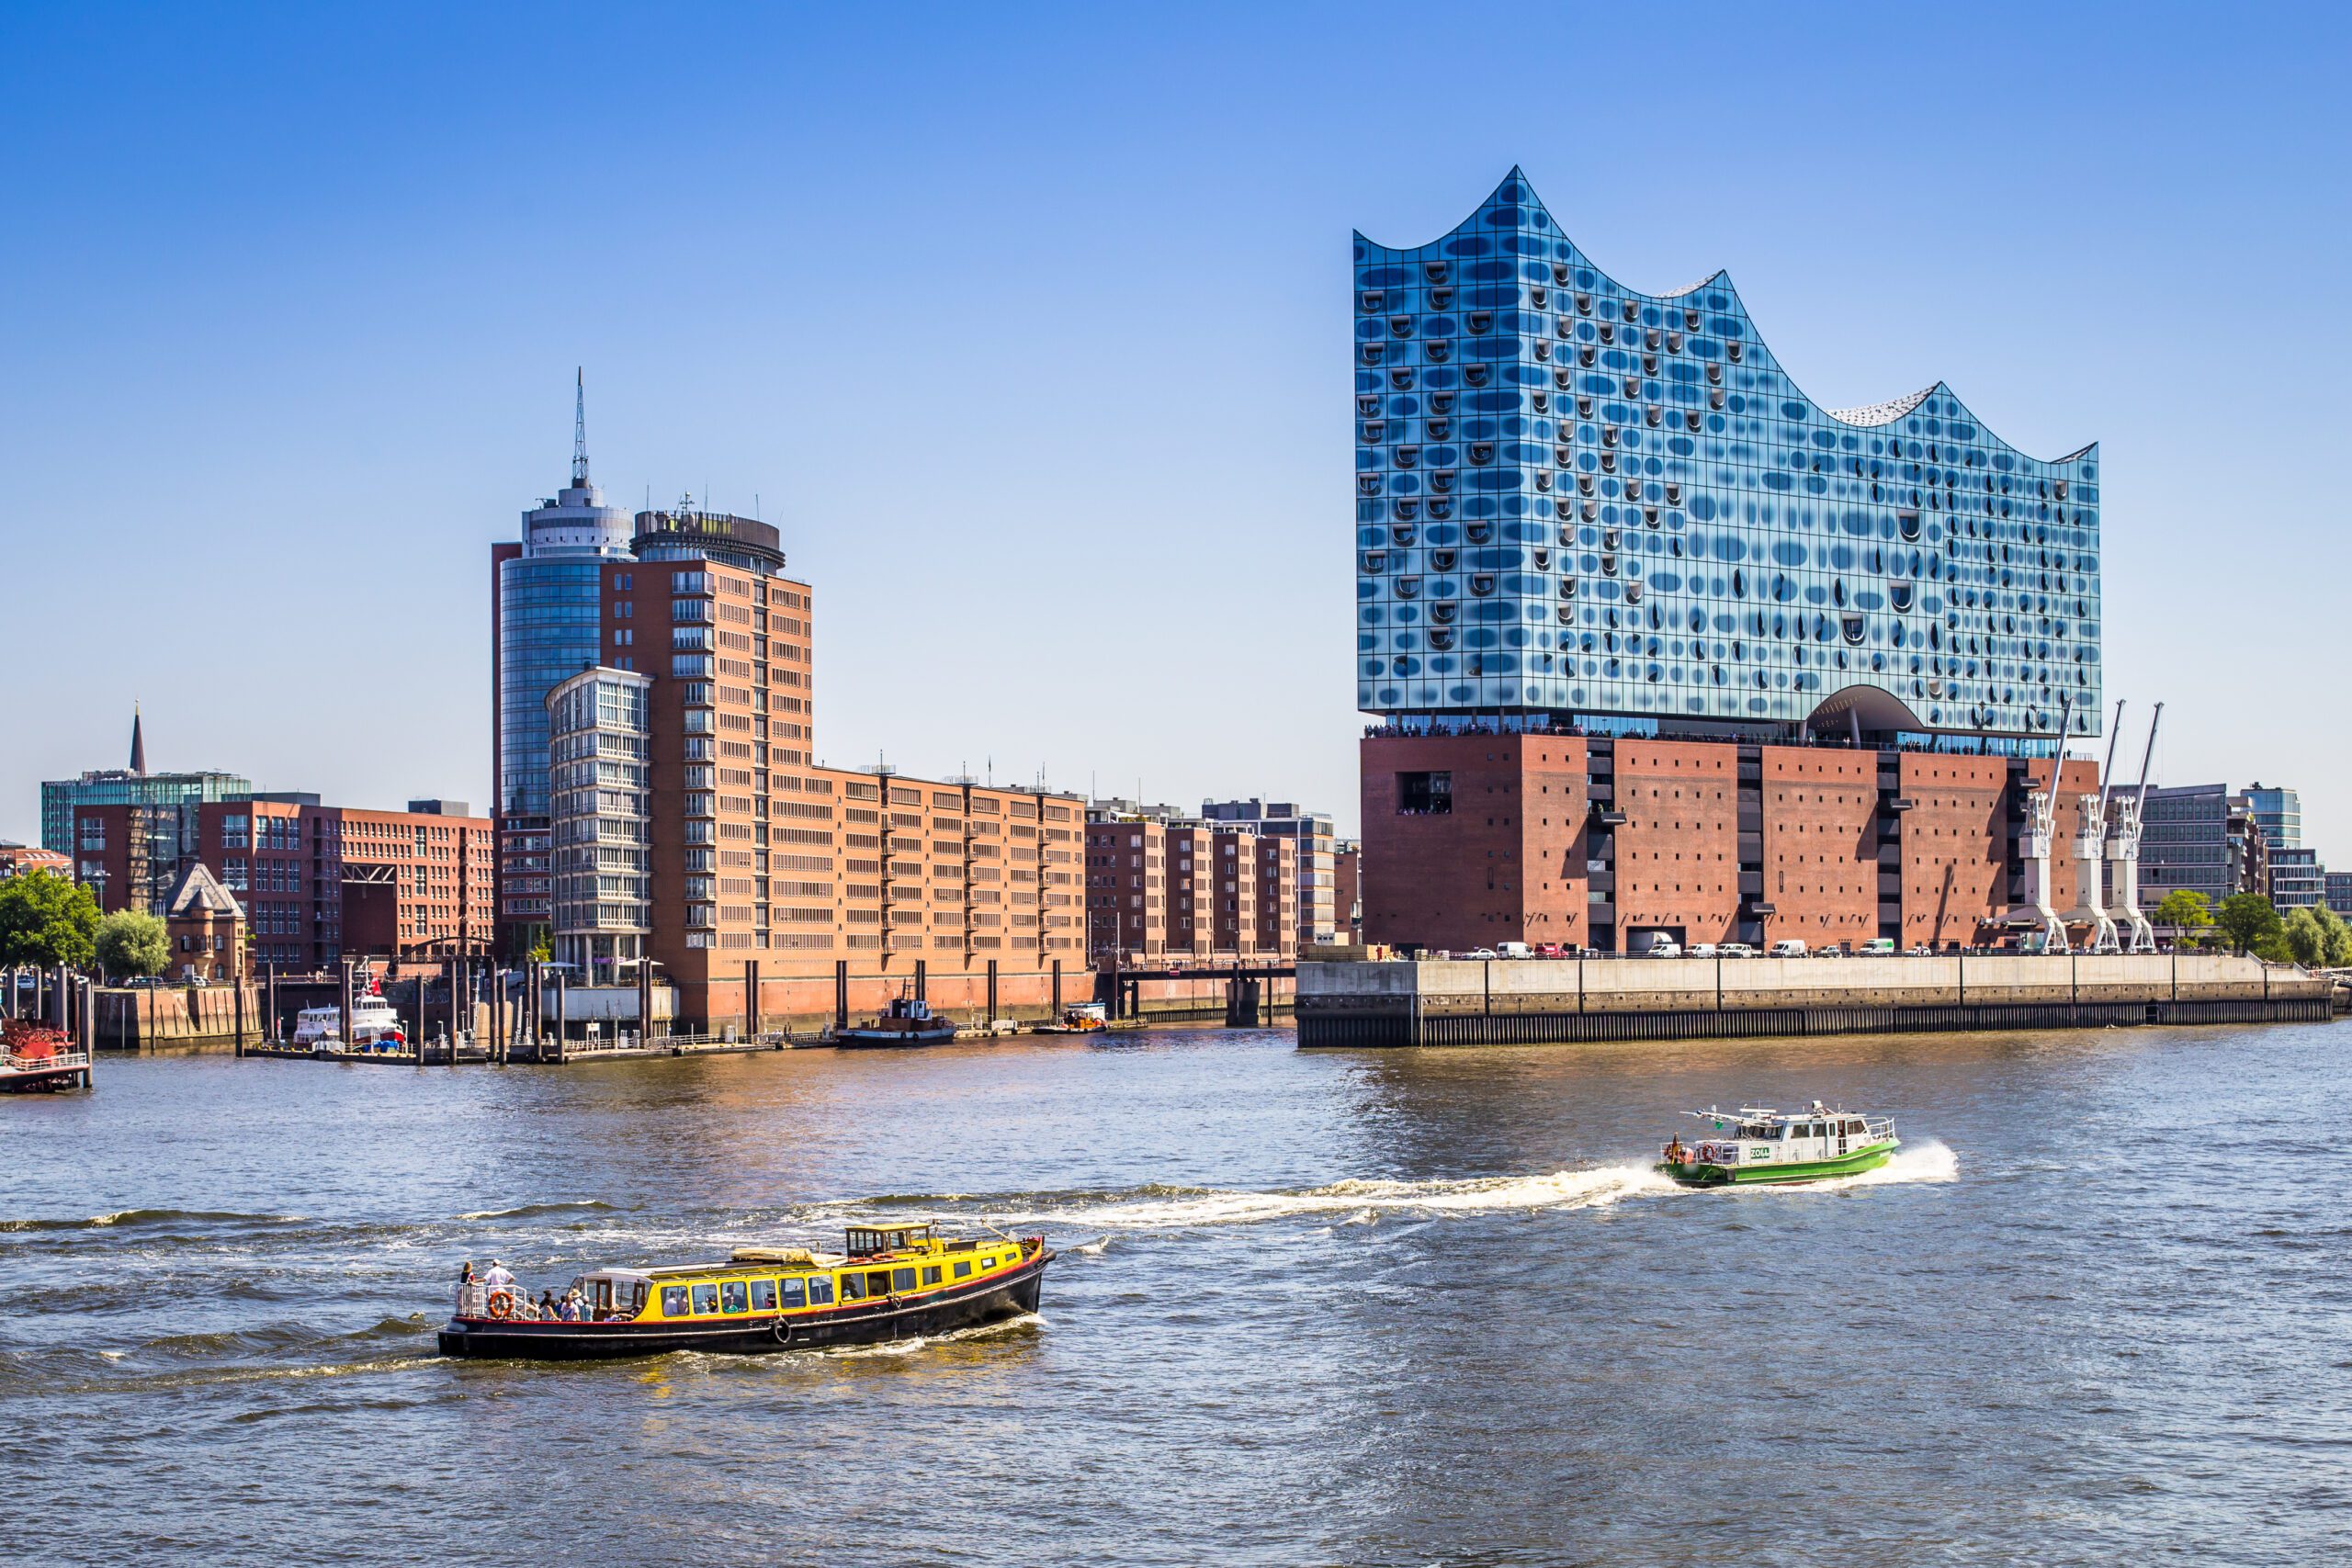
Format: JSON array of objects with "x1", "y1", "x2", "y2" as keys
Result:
[{"x1": 290, "y1": 995, "x2": 407, "y2": 1054}]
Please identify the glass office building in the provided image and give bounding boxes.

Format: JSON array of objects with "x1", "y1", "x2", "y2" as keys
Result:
[
  {"x1": 546, "y1": 665, "x2": 651, "y2": 976},
  {"x1": 1356, "y1": 171, "x2": 2102, "y2": 750}
]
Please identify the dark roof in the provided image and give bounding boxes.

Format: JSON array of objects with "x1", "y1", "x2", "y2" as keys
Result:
[{"x1": 166, "y1": 862, "x2": 244, "y2": 921}]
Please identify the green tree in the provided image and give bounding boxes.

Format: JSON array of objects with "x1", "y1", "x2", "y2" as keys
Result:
[
  {"x1": 2153, "y1": 889, "x2": 2214, "y2": 948},
  {"x1": 2288, "y1": 902, "x2": 2352, "y2": 969},
  {"x1": 0, "y1": 868, "x2": 103, "y2": 970},
  {"x1": 2323, "y1": 905, "x2": 2352, "y2": 968},
  {"x1": 2216, "y1": 893, "x2": 2287, "y2": 958},
  {"x1": 94, "y1": 908, "x2": 170, "y2": 982}
]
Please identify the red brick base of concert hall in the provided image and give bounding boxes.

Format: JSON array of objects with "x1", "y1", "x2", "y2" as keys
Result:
[{"x1": 1359, "y1": 731, "x2": 2099, "y2": 955}]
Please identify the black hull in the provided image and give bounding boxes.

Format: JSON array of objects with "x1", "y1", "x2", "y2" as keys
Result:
[{"x1": 436, "y1": 1255, "x2": 1048, "y2": 1361}]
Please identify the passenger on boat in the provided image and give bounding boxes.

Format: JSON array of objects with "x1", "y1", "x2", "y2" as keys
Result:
[
  {"x1": 454, "y1": 1262, "x2": 485, "y2": 1317},
  {"x1": 559, "y1": 1291, "x2": 583, "y2": 1322},
  {"x1": 481, "y1": 1258, "x2": 515, "y2": 1295},
  {"x1": 538, "y1": 1291, "x2": 557, "y2": 1317}
]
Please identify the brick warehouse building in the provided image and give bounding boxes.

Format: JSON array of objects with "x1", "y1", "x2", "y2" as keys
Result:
[
  {"x1": 1084, "y1": 809, "x2": 1299, "y2": 964},
  {"x1": 1354, "y1": 174, "x2": 2106, "y2": 953},
  {"x1": 544, "y1": 504, "x2": 1088, "y2": 1030}
]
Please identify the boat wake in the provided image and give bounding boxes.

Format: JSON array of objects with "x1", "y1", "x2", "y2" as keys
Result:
[
  {"x1": 456, "y1": 1201, "x2": 617, "y2": 1222},
  {"x1": 814, "y1": 1311, "x2": 1046, "y2": 1359},
  {"x1": 1719, "y1": 1138, "x2": 1962, "y2": 1195}
]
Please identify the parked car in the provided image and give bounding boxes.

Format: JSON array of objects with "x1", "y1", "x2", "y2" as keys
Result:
[
  {"x1": 1859, "y1": 938, "x2": 1896, "y2": 955},
  {"x1": 1577, "y1": 947, "x2": 1602, "y2": 959},
  {"x1": 1532, "y1": 942, "x2": 1566, "y2": 959},
  {"x1": 1718, "y1": 942, "x2": 1758, "y2": 958},
  {"x1": 1462, "y1": 947, "x2": 1500, "y2": 960},
  {"x1": 1907, "y1": 944, "x2": 1936, "y2": 956},
  {"x1": 1685, "y1": 942, "x2": 1718, "y2": 959},
  {"x1": 1644, "y1": 938, "x2": 1683, "y2": 958},
  {"x1": 1768, "y1": 939, "x2": 1808, "y2": 958},
  {"x1": 1816, "y1": 944, "x2": 1847, "y2": 958}
]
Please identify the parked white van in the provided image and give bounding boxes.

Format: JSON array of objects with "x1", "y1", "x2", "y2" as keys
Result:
[
  {"x1": 1684, "y1": 942, "x2": 1717, "y2": 959},
  {"x1": 1859, "y1": 938, "x2": 1896, "y2": 955},
  {"x1": 1768, "y1": 939, "x2": 1809, "y2": 957},
  {"x1": 1643, "y1": 938, "x2": 1683, "y2": 958},
  {"x1": 1495, "y1": 942, "x2": 1533, "y2": 960}
]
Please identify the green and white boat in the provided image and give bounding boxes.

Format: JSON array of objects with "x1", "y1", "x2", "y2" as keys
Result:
[{"x1": 1658, "y1": 1102, "x2": 1899, "y2": 1186}]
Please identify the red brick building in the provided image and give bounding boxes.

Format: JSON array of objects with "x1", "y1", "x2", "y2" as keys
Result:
[
  {"x1": 1084, "y1": 813, "x2": 1299, "y2": 964},
  {"x1": 1361, "y1": 732, "x2": 2102, "y2": 954}
]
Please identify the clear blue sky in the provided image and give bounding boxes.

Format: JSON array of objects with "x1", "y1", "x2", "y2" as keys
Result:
[{"x1": 4, "y1": 4, "x2": 2346, "y2": 852}]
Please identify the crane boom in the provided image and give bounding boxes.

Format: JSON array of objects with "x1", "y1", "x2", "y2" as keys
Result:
[
  {"x1": 2098, "y1": 699, "x2": 2125, "y2": 817},
  {"x1": 2133, "y1": 702, "x2": 2165, "y2": 811}
]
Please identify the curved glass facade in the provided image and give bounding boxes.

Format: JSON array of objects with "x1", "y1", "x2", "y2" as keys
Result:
[
  {"x1": 1356, "y1": 170, "x2": 2101, "y2": 741},
  {"x1": 498, "y1": 558, "x2": 610, "y2": 821}
]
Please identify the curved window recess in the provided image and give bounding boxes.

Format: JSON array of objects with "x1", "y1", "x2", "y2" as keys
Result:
[
  {"x1": 1623, "y1": 377, "x2": 1642, "y2": 399},
  {"x1": 1392, "y1": 656, "x2": 1409, "y2": 675},
  {"x1": 1357, "y1": 395, "x2": 1381, "y2": 416},
  {"x1": 1705, "y1": 363, "x2": 1723, "y2": 385},
  {"x1": 1397, "y1": 576, "x2": 1420, "y2": 598},
  {"x1": 1431, "y1": 602, "x2": 1456, "y2": 624},
  {"x1": 1686, "y1": 412, "x2": 1705, "y2": 431},
  {"x1": 1666, "y1": 331, "x2": 1683, "y2": 354},
  {"x1": 1553, "y1": 263, "x2": 1572, "y2": 286},
  {"x1": 1529, "y1": 286, "x2": 1548, "y2": 309},
  {"x1": 1559, "y1": 577, "x2": 1577, "y2": 598},
  {"x1": 1726, "y1": 342, "x2": 1744, "y2": 363},
  {"x1": 1534, "y1": 472, "x2": 1552, "y2": 491},
  {"x1": 1582, "y1": 499, "x2": 1600, "y2": 521},
  {"x1": 1644, "y1": 327, "x2": 1661, "y2": 350},
  {"x1": 1622, "y1": 300, "x2": 1639, "y2": 322},
  {"x1": 1555, "y1": 502, "x2": 1575, "y2": 524},
  {"x1": 1426, "y1": 418, "x2": 1451, "y2": 439},
  {"x1": 1429, "y1": 628, "x2": 1455, "y2": 651},
  {"x1": 1391, "y1": 525, "x2": 1417, "y2": 547},
  {"x1": 2054, "y1": 479, "x2": 2069, "y2": 500},
  {"x1": 1577, "y1": 397, "x2": 1595, "y2": 418},
  {"x1": 1645, "y1": 406, "x2": 1663, "y2": 428},
  {"x1": 1557, "y1": 604, "x2": 1576, "y2": 625},
  {"x1": 1644, "y1": 507, "x2": 1660, "y2": 526},
  {"x1": 1555, "y1": 446, "x2": 1574, "y2": 467},
  {"x1": 1428, "y1": 498, "x2": 1453, "y2": 519},
  {"x1": 1555, "y1": 367, "x2": 1576, "y2": 389},
  {"x1": 1361, "y1": 420, "x2": 1385, "y2": 442},
  {"x1": 1623, "y1": 478, "x2": 1641, "y2": 501},
  {"x1": 1362, "y1": 550, "x2": 1385, "y2": 572},
  {"x1": 1533, "y1": 341, "x2": 1552, "y2": 362},
  {"x1": 1362, "y1": 344, "x2": 1385, "y2": 365},
  {"x1": 1602, "y1": 527, "x2": 1621, "y2": 548},
  {"x1": 1625, "y1": 581, "x2": 1644, "y2": 604},
  {"x1": 1529, "y1": 391, "x2": 1548, "y2": 412},
  {"x1": 1389, "y1": 315, "x2": 1414, "y2": 338},
  {"x1": 1358, "y1": 476, "x2": 1384, "y2": 496},
  {"x1": 1394, "y1": 499, "x2": 1419, "y2": 520},
  {"x1": 1424, "y1": 340, "x2": 1452, "y2": 363},
  {"x1": 1597, "y1": 322, "x2": 1615, "y2": 344},
  {"x1": 1425, "y1": 261, "x2": 1449, "y2": 284},
  {"x1": 1467, "y1": 312, "x2": 1492, "y2": 334},
  {"x1": 1464, "y1": 522, "x2": 1493, "y2": 544},
  {"x1": 1430, "y1": 469, "x2": 1455, "y2": 492},
  {"x1": 1832, "y1": 580, "x2": 1846, "y2": 606},
  {"x1": 1429, "y1": 287, "x2": 1454, "y2": 310},
  {"x1": 1430, "y1": 549, "x2": 1458, "y2": 570},
  {"x1": 1468, "y1": 443, "x2": 1494, "y2": 465},
  {"x1": 1840, "y1": 615, "x2": 1866, "y2": 645},
  {"x1": 1555, "y1": 317, "x2": 1575, "y2": 339},
  {"x1": 1361, "y1": 291, "x2": 1385, "y2": 312},
  {"x1": 1577, "y1": 474, "x2": 1595, "y2": 495},
  {"x1": 1600, "y1": 555, "x2": 1618, "y2": 577},
  {"x1": 1664, "y1": 482, "x2": 1682, "y2": 504},
  {"x1": 1389, "y1": 369, "x2": 1414, "y2": 389},
  {"x1": 1532, "y1": 548, "x2": 1552, "y2": 570},
  {"x1": 1578, "y1": 346, "x2": 1598, "y2": 367},
  {"x1": 1600, "y1": 453, "x2": 1618, "y2": 474},
  {"x1": 1469, "y1": 574, "x2": 1496, "y2": 597},
  {"x1": 1575, "y1": 291, "x2": 1592, "y2": 313},
  {"x1": 1601, "y1": 426, "x2": 1618, "y2": 448},
  {"x1": 1430, "y1": 391, "x2": 1455, "y2": 414},
  {"x1": 1464, "y1": 367, "x2": 1490, "y2": 388},
  {"x1": 1396, "y1": 446, "x2": 1419, "y2": 468},
  {"x1": 1643, "y1": 354, "x2": 1659, "y2": 376}
]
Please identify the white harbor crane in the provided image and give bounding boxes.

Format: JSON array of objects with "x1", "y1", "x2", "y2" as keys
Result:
[
  {"x1": 2018, "y1": 693, "x2": 2073, "y2": 954},
  {"x1": 2105, "y1": 701, "x2": 2164, "y2": 953},
  {"x1": 2066, "y1": 700, "x2": 2126, "y2": 953}
]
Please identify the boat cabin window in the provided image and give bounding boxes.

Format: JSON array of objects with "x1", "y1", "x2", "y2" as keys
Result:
[
  {"x1": 893, "y1": 1267, "x2": 918, "y2": 1292},
  {"x1": 750, "y1": 1280, "x2": 777, "y2": 1311},
  {"x1": 662, "y1": 1286, "x2": 691, "y2": 1318},
  {"x1": 867, "y1": 1269, "x2": 894, "y2": 1297},
  {"x1": 807, "y1": 1278, "x2": 833, "y2": 1306},
  {"x1": 954, "y1": 1260, "x2": 972, "y2": 1279},
  {"x1": 691, "y1": 1283, "x2": 718, "y2": 1314},
  {"x1": 922, "y1": 1265, "x2": 943, "y2": 1285},
  {"x1": 779, "y1": 1277, "x2": 806, "y2": 1309},
  {"x1": 720, "y1": 1281, "x2": 749, "y2": 1314},
  {"x1": 840, "y1": 1274, "x2": 866, "y2": 1302}
]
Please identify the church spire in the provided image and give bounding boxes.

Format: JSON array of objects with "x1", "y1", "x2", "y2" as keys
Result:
[
  {"x1": 571, "y1": 367, "x2": 589, "y2": 487},
  {"x1": 130, "y1": 704, "x2": 146, "y2": 776}
]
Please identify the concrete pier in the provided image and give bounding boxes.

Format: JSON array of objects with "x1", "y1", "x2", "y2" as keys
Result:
[{"x1": 1295, "y1": 953, "x2": 2335, "y2": 1047}]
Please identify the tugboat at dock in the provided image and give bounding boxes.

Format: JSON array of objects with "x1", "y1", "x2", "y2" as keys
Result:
[
  {"x1": 834, "y1": 993, "x2": 958, "y2": 1048},
  {"x1": 1659, "y1": 1102, "x2": 1900, "y2": 1186},
  {"x1": 437, "y1": 1224, "x2": 1049, "y2": 1360}
]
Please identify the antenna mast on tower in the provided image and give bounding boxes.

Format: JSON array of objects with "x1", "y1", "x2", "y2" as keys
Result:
[{"x1": 571, "y1": 367, "x2": 590, "y2": 487}]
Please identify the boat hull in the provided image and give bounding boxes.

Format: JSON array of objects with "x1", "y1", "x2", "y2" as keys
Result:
[
  {"x1": 833, "y1": 1028, "x2": 960, "y2": 1049},
  {"x1": 436, "y1": 1254, "x2": 1049, "y2": 1360},
  {"x1": 1661, "y1": 1139, "x2": 1899, "y2": 1187}
]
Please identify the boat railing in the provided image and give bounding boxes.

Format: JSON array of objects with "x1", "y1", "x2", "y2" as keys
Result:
[{"x1": 5, "y1": 1045, "x2": 91, "y2": 1074}]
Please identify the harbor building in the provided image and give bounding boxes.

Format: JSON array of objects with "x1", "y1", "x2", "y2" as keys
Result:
[
  {"x1": 0, "y1": 842, "x2": 72, "y2": 881},
  {"x1": 45, "y1": 711, "x2": 251, "y2": 913},
  {"x1": 2244, "y1": 784, "x2": 2324, "y2": 908},
  {"x1": 2141, "y1": 784, "x2": 2270, "y2": 910},
  {"x1": 491, "y1": 375, "x2": 636, "y2": 955},
  {"x1": 546, "y1": 505, "x2": 1090, "y2": 1030},
  {"x1": 1084, "y1": 805, "x2": 1299, "y2": 964},
  {"x1": 1354, "y1": 172, "x2": 2109, "y2": 953},
  {"x1": 1198, "y1": 799, "x2": 1336, "y2": 946},
  {"x1": 2325, "y1": 871, "x2": 2352, "y2": 919}
]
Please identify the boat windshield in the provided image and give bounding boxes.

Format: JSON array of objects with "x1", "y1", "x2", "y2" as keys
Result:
[{"x1": 844, "y1": 1224, "x2": 937, "y2": 1258}]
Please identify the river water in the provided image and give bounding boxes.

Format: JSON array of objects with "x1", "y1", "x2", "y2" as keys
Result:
[{"x1": 4, "y1": 1022, "x2": 2346, "y2": 1565}]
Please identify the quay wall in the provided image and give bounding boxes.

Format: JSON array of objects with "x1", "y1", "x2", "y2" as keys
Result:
[
  {"x1": 1296, "y1": 954, "x2": 2333, "y2": 1047},
  {"x1": 96, "y1": 985, "x2": 261, "y2": 1051}
]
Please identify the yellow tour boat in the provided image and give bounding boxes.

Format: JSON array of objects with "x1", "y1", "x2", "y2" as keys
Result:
[{"x1": 437, "y1": 1224, "x2": 1049, "y2": 1360}]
